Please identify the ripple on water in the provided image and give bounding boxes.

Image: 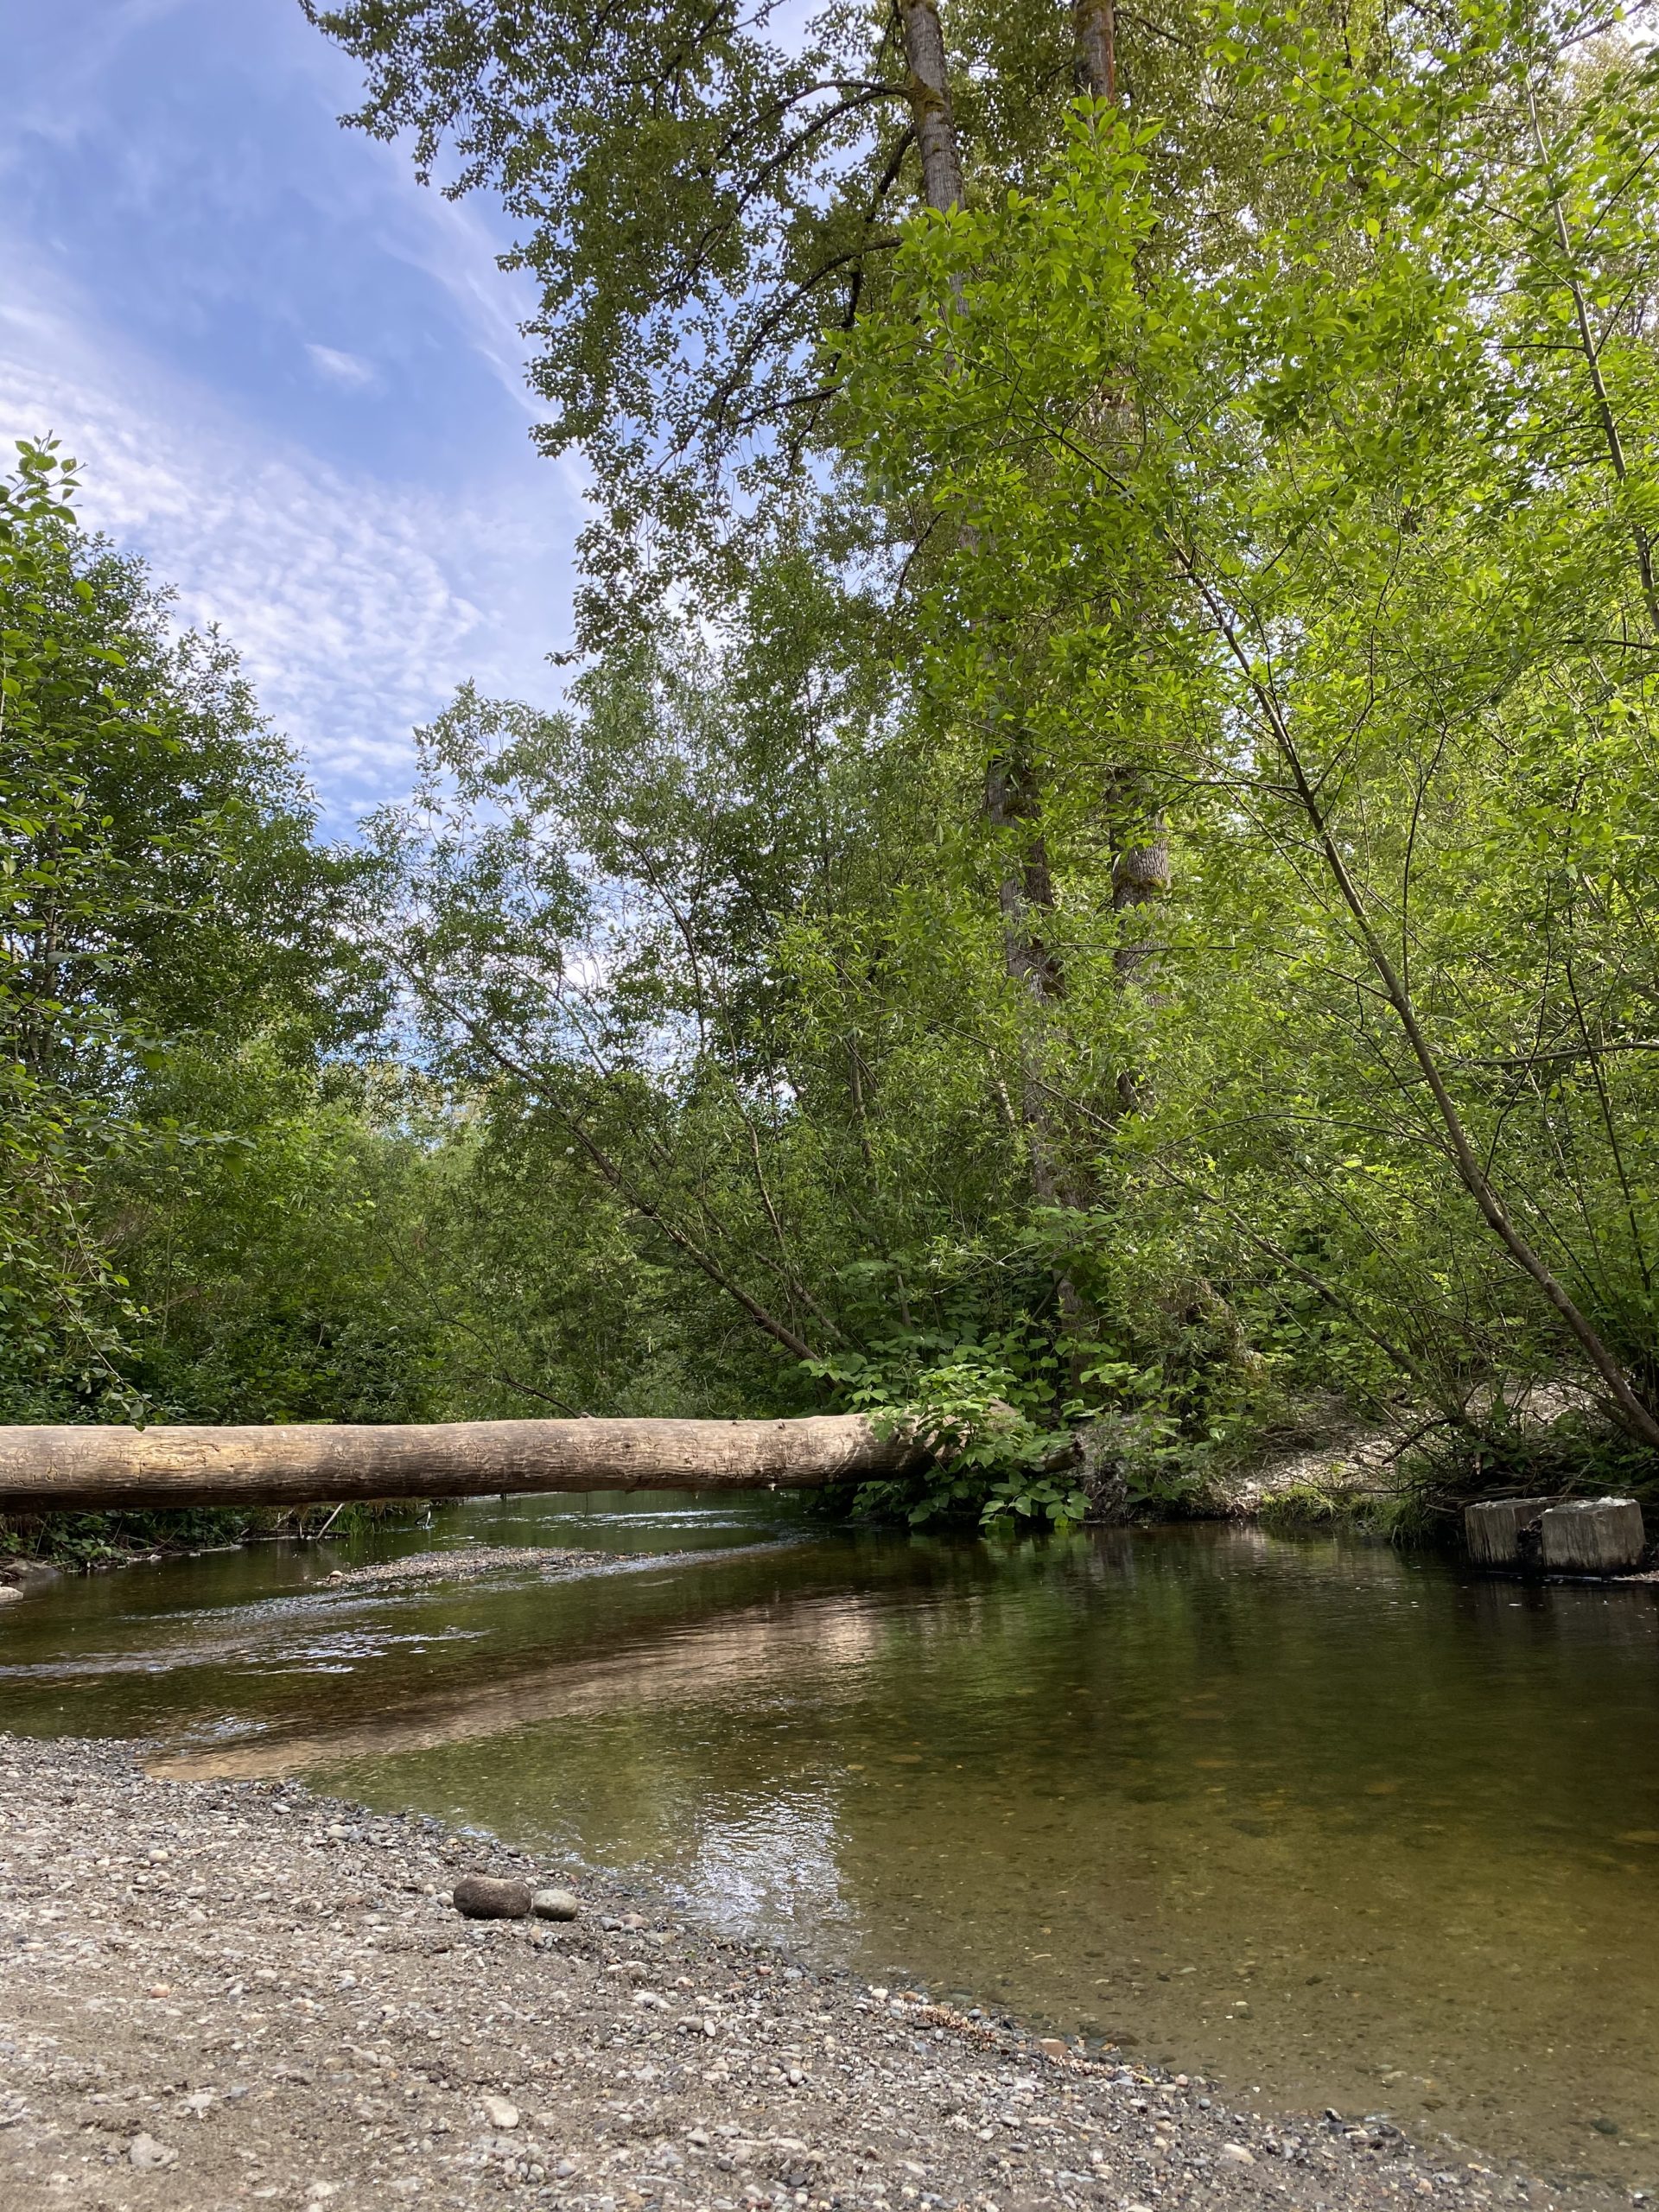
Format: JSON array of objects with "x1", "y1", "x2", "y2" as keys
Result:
[{"x1": 3, "y1": 1498, "x2": 1658, "y2": 2190}]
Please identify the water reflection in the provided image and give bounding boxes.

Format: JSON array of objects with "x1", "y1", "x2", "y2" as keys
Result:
[{"x1": 3, "y1": 1501, "x2": 1657, "y2": 2189}]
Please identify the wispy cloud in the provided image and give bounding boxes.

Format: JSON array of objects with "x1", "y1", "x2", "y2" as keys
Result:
[
  {"x1": 0, "y1": 245, "x2": 579, "y2": 827},
  {"x1": 306, "y1": 340, "x2": 378, "y2": 391},
  {"x1": 0, "y1": 0, "x2": 592, "y2": 829}
]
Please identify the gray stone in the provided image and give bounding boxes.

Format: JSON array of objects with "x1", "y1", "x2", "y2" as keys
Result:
[
  {"x1": 130, "y1": 2133, "x2": 177, "y2": 2170},
  {"x1": 531, "y1": 1887, "x2": 580, "y2": 1921},
  {"x1": 0, "y1": 1586, "x2": 22, "y2": 1607},
  {"x1": 452, "y1": 1875, "x2": 534, "y2": 1920},
  {"x1": 1464, "y1": 1497, "x2": 1552, "y2": 1567},
  {"x1": 1541, "y1": 1497, "x2": 1644, "y2": 1574}
]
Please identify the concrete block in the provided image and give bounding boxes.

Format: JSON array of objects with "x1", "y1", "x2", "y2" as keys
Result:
[
  {"x1": 1464, "y1": 1497, "x2": 1552, "y2": 1568},
  {"x1": 1540, "y1": 1497, "x2": 1645, "y2": 1574}
]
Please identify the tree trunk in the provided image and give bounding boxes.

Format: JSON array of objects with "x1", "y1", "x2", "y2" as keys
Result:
[
  {"x1": 1111, "y1": 819, "x2": 1170, "y2": 980},
  {"x1": 1074, "y1": 0, "x2": 1116, "y2": 104},
  {"x1": 1075, "y1": 5, "x2": 1172, "y2": 1106},
  {"x1": 1111, "y1": 800, "x2": 1170, "y2": 1110},
  {"x1": 899, "y1": 0, "x2": 1083, "y2": 1296},
  {"x1": 897, "y1": 0, "x2": 965, "y2": 212},
  {"x1": 987, "y1": 751, "x2": 1065, "y2": 1010},
  {"x1": 0, "y1": 1414, "x2": 930, "y2": 1515},
  {"x1": 987, "y1": 746, "x2": 1073, "y2": 1211}
]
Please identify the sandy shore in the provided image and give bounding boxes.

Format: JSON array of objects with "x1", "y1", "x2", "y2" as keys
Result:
[{"x1": 0, "y1": 1737, "x2": 1610, "y2": 2212}]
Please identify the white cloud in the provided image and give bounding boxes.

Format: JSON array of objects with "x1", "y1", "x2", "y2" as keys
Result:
[
  {"x1": 305, "y1": 340, "x2": 378, "y2": 391},
  {"x1": 0, "y1": 244, "x2": 579, "y2": 829}
]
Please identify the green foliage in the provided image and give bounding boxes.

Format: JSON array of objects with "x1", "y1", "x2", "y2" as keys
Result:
[
  {"x1": 100, "y1": 1049, "x2": 448, "y2": 1424},
  {"x1": 303, "y1": 0, "x2": 1235, "y2": 642},
  {"x1": 0, "y1": 440, "x2": 380, "y2": 1422},
  {"x1": 0, "y1": 441, "x2": 139, "y2": 1404},
  {"x1": 0, "y1": 1506, "x2": 254, "y2": 1567},
  {"x1": 829, "y1": 0, "x2": 1659, "y2": 1465},
  {"x1": 280, "y1": 0, "x2": 1659, "y2": 1516},
  {"x1": 1255, "y1": 1484, "x2": 1345, "y2": 1534},
  {"x1": 20, "y1": 0, "x2": 1659, "y2": 1548},
  {"x1": 807, "y1": 1328, "x2": 1090, "y2": 1529},
  {"x1": 0, "y1": 1497, "x2": 431, "y2": 1569}
]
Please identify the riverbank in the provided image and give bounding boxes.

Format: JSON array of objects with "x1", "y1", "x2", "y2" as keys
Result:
[
  {"x1": 0, "y1": 1502, "x2": 437, "y2": 1579},
  {"x1": 0, "y1": 1737, "x2": 1618, "y2": 2212}
]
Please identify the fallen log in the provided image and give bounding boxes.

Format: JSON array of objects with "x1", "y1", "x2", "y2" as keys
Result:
[{"x1": 0, "y1": 1414, "x2": 928, "y2": 1514}]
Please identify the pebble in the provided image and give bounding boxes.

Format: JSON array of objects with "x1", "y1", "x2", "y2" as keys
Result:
[
  {"x1": 452, "y1": 1873, "x2": 534, "y2": 1919},
  {"x1": 531, "y1": 1886, "x2": 581, "y2": 1920},
  {"x1": 0, "y1": 1734, "x2": 1599, "y2": 2212}
]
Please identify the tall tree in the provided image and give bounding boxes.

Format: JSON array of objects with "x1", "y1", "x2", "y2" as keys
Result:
[
  {"x1": 840, "y1": 0, "x2": 1659, "y2": 1449},
  {"x1": 302, "y1": 0, "x2": 1220, "y2": 624},
  {"x1": 0, "y1": 439, "x2": 372, "y2": 1414}
]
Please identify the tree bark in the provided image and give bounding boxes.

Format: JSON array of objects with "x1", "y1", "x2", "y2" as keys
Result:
[
  {"x1": 987, "y1": 747, "x2": 1074, "y2": 1212},
  {"x1": 0, "y1": 1414, "x2": 930, "y2": 1514},
  {"x1": 1110, "y1": 817, "x2": 1170, "y2": 980},
  {"x1": 987, "y1": 751, "x2": 1065, "y2": 1009},
  {"x1": 896, "y1": 0, "x2": 965, "y2": 212},
  {"x1": 1074, "y1": 0, "x2": 1116, "y2": 104},
  {"x1": 1110, "y1": 798, "x2": 1170, "y2": 1111}
]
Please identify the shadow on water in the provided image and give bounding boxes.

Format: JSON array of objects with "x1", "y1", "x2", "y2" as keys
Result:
[{"x1": 3, "y1": 1496, "x2": 1657, "y2": 2190}]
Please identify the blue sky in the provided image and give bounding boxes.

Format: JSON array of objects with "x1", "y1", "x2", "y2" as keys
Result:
[{"x1": 0, "y1": 0, "x2": 580, "y2": 826}]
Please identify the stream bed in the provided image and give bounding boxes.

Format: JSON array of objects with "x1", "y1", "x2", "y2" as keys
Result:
[{"x1": 2, "y1": 1502, "x2": 1656, "y2": 2190}]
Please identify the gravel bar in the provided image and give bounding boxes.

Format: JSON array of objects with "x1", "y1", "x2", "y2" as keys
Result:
[
  {"x1": 320, "y1": 1549, "x2": 614, "y2": 1591},
  {"x1": 0, "y1": 1737, "x2": 1614, "y2": 2212},
  {"x1": 320, "y1": 1543, "x2": 797, "y2": 1593}
]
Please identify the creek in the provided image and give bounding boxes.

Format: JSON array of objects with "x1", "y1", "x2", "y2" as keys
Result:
[{"x1": 2, "y1": 1500, "x2": 1655, "y2": 2191}]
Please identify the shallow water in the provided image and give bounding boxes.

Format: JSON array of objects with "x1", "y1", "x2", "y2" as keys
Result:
[{"x1": 3, "y1": 1501, "x2": 1656, "y2": 2190}]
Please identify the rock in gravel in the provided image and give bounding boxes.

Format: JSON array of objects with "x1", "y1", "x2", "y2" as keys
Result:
[
  {"x1": 0, "y1": 1733, "x2": 1625, "y2": 2212},
  {"x1": 452, "y1": 1873, "x2": 534, "y2": 1919},
  {"x1": 1, "y1": 1561, "x2": 60, "y2": 1587},
  {"x1": 531, "y1": 1885, "x2": 580, "y2": 1920}
]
